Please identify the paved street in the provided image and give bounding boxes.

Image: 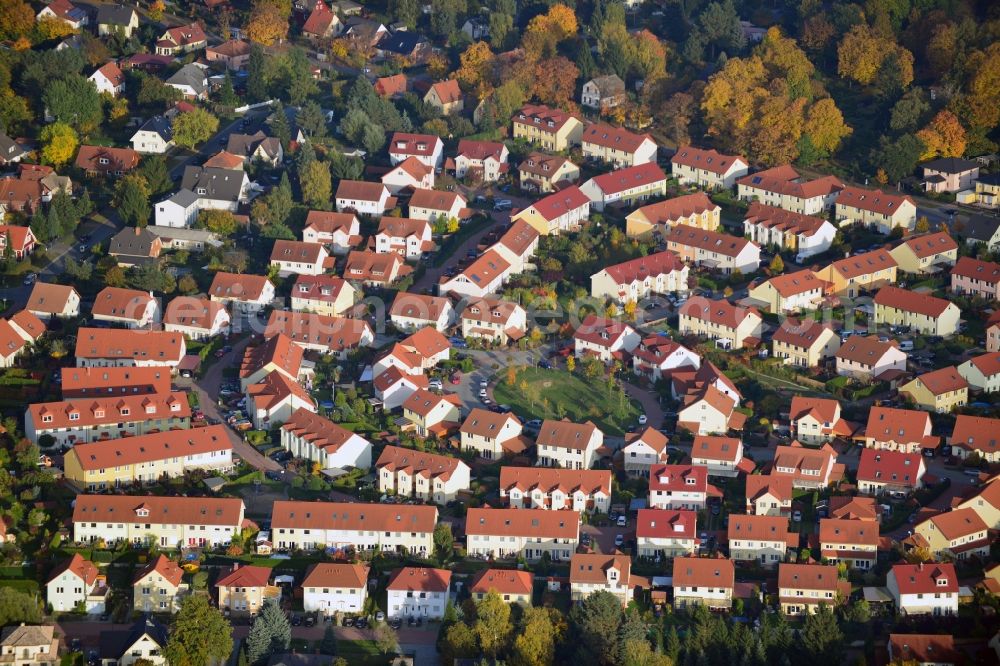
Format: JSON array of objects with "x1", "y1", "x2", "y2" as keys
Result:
[{"x1": 191, "y1": 336, "x2": 282, "y2": 472}]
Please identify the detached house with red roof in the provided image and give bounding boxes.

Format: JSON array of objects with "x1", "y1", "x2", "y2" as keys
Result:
[
  {"x1": 401, "y1": 389, "x2": 462, "y2": 438},
  {"x1": 950, "y1": 255, "x2": 1000, "y2": 300},
  {"x1": 263, "y1": 310, "x2": 374, "y2": 359},
  {"x1": 748, "y1": 269, "x2": 825, "y2": 313},
  {"x1": 155, "y1": 23, "x2": 207, "y2": 55},
  {"x1": 89, "y1": 61, "x2": 125, "y2": 96},
  {"x1": 408, "y1": 188, "x2": 467, "y2": 223},
  {"x1": 835, "y1": 186, "x2": 917, "y2": 233},
  {"x1": 900, "y1": 365, "x2": 968, "y2": 413},
  {"x1": 817, "y1": 249, "x2": 898, "y2": 298},
  {"x1": 631, "y1": 336, "x2": 699, "y2": 382},
  {"x1": 390, "y1": 293, "x2": 455, "y2": 332},
  {"x1": 819, "y1": 517, "x2": 878, "y2": 569},
  {"x1": 343, "y1": 250, "x2": 411, "y2": 287},
  {"x1": 453, "y1": 140, "x2": 508, "y2": 182},
  {"x1": 672, "y1": 556, "x2": 735, "y2": 610},
  {"x1": 671, "y1": 146, "x2": 748, "y2": 191},
  {"x1": 381, "y1": 157, "x2": 434, "y2": 194},
  {"x1": 857, "y1": 448, "x2": 926, "y2": 496},
  {"x1": 388, "y1": 132, "x2": 444, "y2": 170},
  {"x1": 678, "y1": 297, "x2": 763, "y2": 350},
  {"x1": 375, "y1": 217, "x2": 433, "y2": 260},
  {"x1": 778, "y1": 563, "x2": 842, "y2": 615},
  {"x1": 664, "y1": 224, "x2": 761, "y2": 274},
  {"x1": 512, "y1": 185, "x2": 591, "y2": 236},
  {"x1": 302, "y1": 0, "x2": 341, "y2": 38},
  {"x1": 590, "y1": 252, "x2": 688, "y2": 305},
  {"x1": 573, "y1": 314, "x2": 641, "y2": 363},
  {"x1": 75, "y1": 145, "x2": 140, "y2": 178},
  {"x1": 745, "y1": 474, "x2": 793, "y2": 516},
  {"x1": 570, "y1": 553, "x2": 634, "y2": 606},
  {"x1": 949, "y1": 414, "x2": 1000, "y2": 463},
  {"x1": 887, "y1": 563, "x2": 958, "y2": 616},
  {"x1": 133, "y1": 554, "x2": 187, "y2": 613},
  {"x1": 737, "y1": 165, "x2": 844, "y2": 215},
  {"x1": 691, "y1": 435, "x2": 747, "y2": 478},
  {"x1": 303, "y1": 211, "x2": 361, "y2": 254},
  {"x1": 789, "y1": 396, "x2": 852, "y2": 445},
  {"x1": 459, "y1": 409, "x2": 524, "y2": 460},
  {"x1": 648, "y1": 464, "x2": 710, "y2": 510},
  {"x1": 890, "y1": 230, "x2": 958, "y2": 274},
  {"x1": 580, "y1": 162, "x2": 668, "y2": 212},
  {"x1": 874, "y1": 286, "x2": 960, "y2": 336},
  {"x1": 209, "y1": 272, "x2": 275, "y2": 314},
  {"x1": 216, "y1": 564, "x2": 281, "y2": 617},
  {"x1": 0, "y1": 225, "x2": 38, "y2": 259},
  {"x1": 623, "y1": 427, "x2": 669, "y2": 477},
  {"x1": 500, "y1": 467, "x2": 612, "y2": 513},
  {"x1": 625, "y1": 191, "x2": 721, "y2": 239},
  {"x1": 677, "y1": 383, "x2": 745, "y2": 436},
  {"x1": 912, "y1": 508, "x2": 990, "y2": 560},
  {"x1": 269, "y1": 240, "x2": 331, "y2": 277},
  {"x1": 302, "y1": 563, "x2": 369, "y2": 616},
  {"x1": 335, "y1": 180, "x2": 393, "y2": 217},
  {"x1": 468, "y1": 569, "x2": 533, "y2": 606},
  {"x1": 580, "y1": 123, "x2": 657, "y2": 168},
  {"x1": 728, "y1": 514, "x2": 795, "y2": 566},
  {"x1": 835, "y1": 336, "x2": 907, "y2": 381},
  {"x1": 864, "y1": 406, "x2": 937, "y2": 454},
  {"x1": 517, "y1": 152, "x2": 580, "y2": 193},
  {"x1": 423, "y1": 79, "x2": 464, "y2": 115},
  {"x1": 772, "y1": 318, "x2": 841, "y2": 369},
  {"x1": 46, "y1": 554, "x2": 107, "y2": 614},
  {"x1": 37, "y1": 0, "x2": 89, "y2": 29},
  {"x1": 280, "y1": 408, "x2": 373, "y2": 470},
  {"x1": 743, "y1": 202, "x2": 837, "y2": 261},
  {"x1": 771, "y1": 442, "x2": 838, "y2": 489},
  {"x1": 245, "y1": 370, "x2": 316, "y2": 429},
  {"x1": 636, "y1": 508, "x2": 697, "y2": 559},
  {"x1": 536, "y1": 419, "x2": 603, "y2": 470},
  {"x1": 376, "y1": 445, "x2": 471, "y2": 503},
  {"x1": 387, "y1": 567, "x2": 451, "y2": 620},
  {"x1": 439, "y1": 249, "x2": 511, "y2": 299},
  {"x1": 290, "y1": 274, "x2": 356, "y2": 317},
  {"x1": 459, "y1": 296, "x2": 527, "y2": 346},
  {"x1": 888, "y1": 634, "x2": 959, "y2": 666}
]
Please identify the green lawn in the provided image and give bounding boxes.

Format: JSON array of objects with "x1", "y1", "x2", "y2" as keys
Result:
[
  {"x1": 492, "y1": 366, "x2": 640, "y2": 435},
  {"x1": 335, "y1": 640, "x2": 392, "y2": 666}
]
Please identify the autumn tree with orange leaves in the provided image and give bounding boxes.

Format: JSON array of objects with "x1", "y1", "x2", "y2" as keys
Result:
[
  {"x1": 532, "y1": 57, "x2": 579, "y2": 108},
  {"x1": 522, "y1": 4, "x2": 578, "y2": 61},
  {"x1": 247, "y1": 0, "x2": 289, "y2": 45},
  {"x1": 456, "y1": 41, "x2": 496, "y2": 98},
  {"x1": 916, "y1": 110, "x2": 967, "y2": 160}
]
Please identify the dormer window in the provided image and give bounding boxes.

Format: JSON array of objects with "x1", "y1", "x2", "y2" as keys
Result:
[
  {"x1": 136, "y1": 508, "x2": 149, "y2": 517},
  {"x1": 69, "y1": 412, "x2": 80, "y2": 421}
]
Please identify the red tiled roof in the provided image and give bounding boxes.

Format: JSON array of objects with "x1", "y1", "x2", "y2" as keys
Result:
[
  {"x1": 536, "y1": 419, "x2": 600, "y2": 452},
  {"x1": 632, "y1": 192, "x2": 718, "y2": 224},
  {"x1": 692, "y1": 435, "x2": 741, "y2": 462},
  {"x1": 635, "y1": 508, "x2": 696, "y2": 540},
  {"x1": 865, "y1": 407, "x2": 931, "y2": 445},
  {"x1": 678, "y1": 296, "x2": 760, "y2": 329},
  {"x1": 388, "y1": 133, "x2": 442, "y2": 158},
  {"x1": 335, "y1": 180, "x2": 388, "y2": 203},
  {"x1": 921, "y1": 507, "x2": 987, "y2": 542},
  {"x1": 69, "y1": 424, "x2": 230, "y2": 471},
  {"x1": 573, "y1": 314, "x2": 636, "y2": 348},
  {"x1": 281, "y1": 408, "x2": 365, "y2": 455},
  {"x1": 649, "y1": 464, "x2": 707, "y2": 493},
  {"x1": 408, "y1": 188, "x2": 464, "y2": 212},
  {"x1": 581, "y1": 123, "x2": 653, "y2": 153},
  {"x1": 570, "y1": 552, "x2": 631, "y2": 585},
  {"x1": 524, "y1": 185, "x2": 590, "y2": 222},
  {"x1": 888, "y1": 634, "x2": 958, "y2": 664},
  {"x1": 240, "y1": 333, "x2": 303, "y2": 380},
  {"x1": 271, "y1": 500, "x2": 437, "y2": 534},
  {"x1": 75, "y1": 145, "x2": 140, "y2": 173},
  {"x1": 745, "y1": 474, "x2": 793, "y2": 503},
  {"x1": 74, "y1": 328, "x2": 184, "y2": 363},
  {"x1": 376, "y1": 444, "x2": 465, "y2": 481},
  {"x1": 874, "y1": 286, "x2": 952, "y2": 318},
  {"x1": 898, "y1": 231, "x2": 957, "y2": 258},
  {"x1": 589, "y1": 163, "x2": 667, "y2": 196},
  {"x1": 773, "y1": 318, "x2": 834, "y2": 349},
  {"x1": 671, "y1": 146, "x2": 746, "y2": 175},
  {"x1": 217, "y1": 564, "x2": 272, "y2": 589},
  {"x1": 950, "y1": 414, "x2": 1000, "y2": 457},
  {"x1": 907, "y1": 365, "x2": 967, "y2": 396},
  {"x1": 163, "y1": 296, "x2": 227, "y2": 330},
  {"x1": 665, "y1": 224, "x2": 757, "y2": 258},
  {"x1": 951, "y1": 255, "x2": 1000, "y2": 285},
  {"x1": 836, "y1": 336, "x2": 901, "y2": 365},
  {"x1": 387, "y1": 567, "x2": 451, "y2": 592},
  {"x1": 729, "y1": 514, "x2": 794, "y2": 547},
  {"x1": 465, "y1": 507, "x2": 580, "y2": 539},
  {"x1": 209, "y1": 272, "x2": 273, "y2": 302},
  {"x1": 134, "y1": 554, "x2": 184, "y2": 587},
  {"x1": 837, "y1": 185, "x2": 914, "y2": 215},
  {"x1": 374, "y1": 74, "x2": 408, "y2": 97},
  {"x1": 857, "y1": 448, "x2": 924, "y2": 486},
  {"x1": 29, "y1": 392, "x2": 189, "y2": 430},
  {"x1": 270, "y1": 240, "x2": 327, "y2": 265},
  {"x1": 456, "y1": 140, "x2": 506, "y2": 161},
  {"x1": 302, "y1": 563, "x2": 369, "y2": 589},
  {"x1": 512, "y1": 104, "x2": 581, "y2": 133},
  {"x1": 73, "y1": 494, "x2": 244, "y2": 528},
  {"x1": 744, "y1": 202, "x2": 829, "y2": 238},
  {"x1": 48, "y1": 553, "x2": 100, "y2": 586},
  {"x1": 672, "y1": 556, "x2": 734, "y2": 588},
  {"x1": 61, "y1": 366, "x2": 171, "y2": 397},
  {"x1": 500, "y1": 467, "x2": 611, "y2": 497},
  {"x1": 427, "y1": 79, "x2": 462, "y2": 104},
  {"x1": 468, "y1": 568, "x2": 533, "y2": 596},
  {"x1": 889, "y1": 562, "x2": 957, "y2": 594},
  {"x1": 827, "y1": 250, "x2": 897, "y2": 279},
  {"x1": 778, "y1": 562, "x2": 839, "y2": 592},
  {"x1": 763, "y1": 269, "x2": 823, "y2": 297},
  {"x1": 818, "y1": 518, "x2": 878, "y2": 546}
]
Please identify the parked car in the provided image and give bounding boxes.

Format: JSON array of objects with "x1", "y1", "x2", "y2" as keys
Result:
[
  {"x1": 449, "y1": 373, "x2": 462, "y2": 385},
  {"x1": 638, "y1": 414, "x2": 648, "y2": 425},
  {"x1": 375, "y1": 611, "x2": 385, "y2": 622},
  {"x1": 614, "y1": 534, "x2": 624, "y2": 547},
  {"x1": 428, "y1": 378, "x2": 443, "y2": 390}
]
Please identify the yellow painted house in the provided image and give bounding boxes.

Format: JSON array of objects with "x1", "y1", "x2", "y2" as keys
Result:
[
  {"x1": 873, "y1": 286, "x2": 960, "y2": 336},
  {"x1": 625, "y1": 192, "x2": 720, "y2": 239},
  {"x1": 900, "y1": 366, "x2": 968, "y2": 413},
  {"x1": 888, "y1": 231, "x2": 958, "y2": 274},
  {"x1": 816, "y1": 250, "x2": 898, "y2": 298},
  {"x1": 511, "y1": 104, "x2": 584, "y2": 152}
]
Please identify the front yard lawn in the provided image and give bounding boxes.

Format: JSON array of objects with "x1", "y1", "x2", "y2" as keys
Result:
[{"x1": 492, "y1": 366, "x2": 641, "y2": 435}]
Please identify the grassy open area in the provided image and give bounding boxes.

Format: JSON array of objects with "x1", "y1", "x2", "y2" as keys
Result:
[
  {"x1": 492, "y1": 366, "x2": 640, "y2": 435},
  {"x1": 335, "y1": 640, "x2": 391, "y2": 666}
]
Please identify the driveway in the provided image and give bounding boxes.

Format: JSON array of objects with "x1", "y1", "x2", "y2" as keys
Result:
[{"x1": 192, "y1": 336, "x2": 281, "y2": 472}]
